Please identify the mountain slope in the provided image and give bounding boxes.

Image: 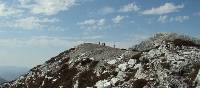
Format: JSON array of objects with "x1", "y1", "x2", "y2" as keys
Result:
[
  {"x1": 132, "y1": 33, "x2": 200, "y2": 51},
  {"x1": 1, "y1": 33, "x2": 200, "y2": 88}
]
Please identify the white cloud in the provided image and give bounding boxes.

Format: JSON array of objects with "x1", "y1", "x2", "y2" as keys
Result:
[
  {"x1": 158, "y1": 15, "x2": 168, "y2": 23},
  {"x1": 99, "y1": 6, "x2": 114, "y2": 15},
  {"x1": 15, "y1": 17, "x2": 42, "y2": 29},
  {"x1": 0, "y1": 1, "x2": 23, "y2": 16},
  {"x1": 78, "y1": 19, "x2": 105, "y2": 26},
  {"x1": 0, "y1": 0, "x2": 78, "y2": 30},
  {"x1": 119, "y1": 3, "x2": 140, "y2": 12},
  {"x1": 0, "y1": 16, "x2": 59, "y2": 30},
  {"x1": 142, "y1": 3, "x2": 184, "y2": 15},
  {"x1": 0, "y1": 36, "x2": 69, "y2": 48},
  {"x1": 172, "y1": 16, "x2": 189, "y2": 23},
  {"x1": 112, "y1": 15, "x2": 125, "y2": 24},
  {"x1": 158, "y1": 15, "x2": 189, "y2": 23},
  {"x1": 197, "y1": 12, "x2": 200, "y2": 16},
  {"x1": 19, "y1": 0, "x2": 77, "y2": 15},
  {"x1": 0, "y1": 35, "x2": 102, "y2": 48},
  {"x1": 194, "y1": 12, "x2": 200, "y2": 16},
  {"x1": 16, "y1": 17, "x2": 58, "y2": 29},
  {"x1": 78, "y1": 19, "x2": 106, "y2": 30}
]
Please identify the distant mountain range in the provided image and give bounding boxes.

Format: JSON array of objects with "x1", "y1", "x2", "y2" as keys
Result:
[
  {"x1": 1, "y1": 33, "x2": 200, "y2": 88},
  {"x1": 0, "y1": 66, "x2": 29, "y2": 81},
  {"x1": 0, "y1": 77, "x2": 6, "y2": 84}
]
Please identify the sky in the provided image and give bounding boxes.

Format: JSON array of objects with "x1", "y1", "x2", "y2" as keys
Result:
[{"x1": 0, "y1": 0, "x2": 199, "y2": 68}]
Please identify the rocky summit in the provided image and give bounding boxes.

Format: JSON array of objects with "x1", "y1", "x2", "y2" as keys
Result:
[{"x1": 1, "y1": 33, "x2": 200, "y2": 88}]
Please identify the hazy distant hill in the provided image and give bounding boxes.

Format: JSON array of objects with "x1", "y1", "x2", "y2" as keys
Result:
[
  {"x1": 0, "y1": 77, "x2": 6, "y2": 84},
  {"x1": 0, "y1": 66, "x2": 29, "y2": 81},
  {"x1": 1, "y1": 33, "x2": 200, "y2": 88}
]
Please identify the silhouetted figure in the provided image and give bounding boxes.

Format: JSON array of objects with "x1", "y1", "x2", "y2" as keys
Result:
[
  {"x1": 98, "y1": 42, "x2": 101, "y2": 45},
  {"x1": 102, "y1": 43, "x2": 105, "y2": 46},
  {"x1": 113, "y1": 44, "x2": 116, "y2": 48}
]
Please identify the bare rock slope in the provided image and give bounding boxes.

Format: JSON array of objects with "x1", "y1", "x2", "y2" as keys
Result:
[{"x1": 1, "y1": 33, "x2": 200, "y2": 88}]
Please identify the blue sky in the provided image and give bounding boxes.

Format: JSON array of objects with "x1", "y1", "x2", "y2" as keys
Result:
[{"x1": 0, "y1": 0, "x2": 199, "y2": 67}]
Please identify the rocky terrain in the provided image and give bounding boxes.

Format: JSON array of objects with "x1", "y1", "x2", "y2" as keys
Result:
[{"x1": 1, "y1": 33, "x2": 200, "y2": 88}]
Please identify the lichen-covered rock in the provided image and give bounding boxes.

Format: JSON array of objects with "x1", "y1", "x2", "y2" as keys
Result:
[{"x1": 1, "y1": 33, "x2": 200, "y2": 88}]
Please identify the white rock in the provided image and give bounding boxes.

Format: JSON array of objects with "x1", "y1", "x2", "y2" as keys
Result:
[
  {"x1": 104, "y1": 81, "x2": 111, "y2": 87},
  {"x1": 41, "y1": 80, "x2": 45, "y2": 86},
  {"x1": 19, "y1": 76, "x2": 24, "y2": 80},
  {"x1": 128, "y1": 59, "x2": 136, "y2": 67},
  {"x1": 52, "y1": 79, "x2": 57, "y2": 82},
  {"x1": 45, "y1": 75, "x2": 53, "y2": 80},
  {"x1": 118, "y1": 63, "x2": 128, "y2": 71},
  {"x1": 90, "y1": 57, "x2": 94, "y2": 60},
  {"x1": 59, "y1": 86, "x2": 64, "y2": 88},
  {"x1": 111, "y1": 77, "x2": 119, "y2": 86},
  {"x1": 107, "y1": 59, "x2": 117, "y2": 65},
  {"x1": 134, "y1": 63, "x2": 141, "y2": 69},
  {"x1": 117, "y1": 71, "x2": 126, "y2": 80},
  {"x1": 74, "y1": 80, "x2": 79, "y2": 88},
  {"x1": 148, "y1": 49, "x2": 156, "y2": 57},
  {"x1": 195, "y1": 70, "x2": 200, "y2": 87},
  {"x1": 95, "y1": 80, "x2": 111, "y2": 88},
  {"x1": 134, "y1": 67, "x2": 146, "y2": 79},
  {"x1": 80, "y1": 53, "x2": 85, "y2": 56},
  {"x1": 182, "y1": 52, "x2": 191, "y2": 55},
  {"x1": 149, "y1": 78, "x2": 154, "y2": 81},
  {"x1": 117, "y1": 55, "x2": 123, "y2": 60}
]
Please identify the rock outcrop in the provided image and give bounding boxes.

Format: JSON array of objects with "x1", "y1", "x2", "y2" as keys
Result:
[{"x1": 1, "y1": 33, "x2": 200, "y2": 88}]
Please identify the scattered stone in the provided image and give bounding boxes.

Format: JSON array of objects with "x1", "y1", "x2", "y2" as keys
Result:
[{"x1": 1, "y1": 33, "x2": 200, "y2": 88}]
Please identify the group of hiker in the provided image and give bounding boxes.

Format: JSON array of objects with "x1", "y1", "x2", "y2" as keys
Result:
[{"x1": 98, "y1": 42, "x2": 116, "y2": 48}]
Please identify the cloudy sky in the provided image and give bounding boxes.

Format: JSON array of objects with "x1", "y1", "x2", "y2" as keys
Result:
[{"x1": 0, "y1": 0, "x2": 199, "y2": 67}]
